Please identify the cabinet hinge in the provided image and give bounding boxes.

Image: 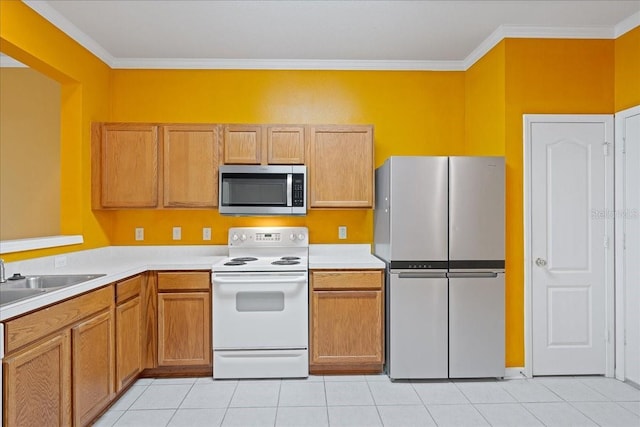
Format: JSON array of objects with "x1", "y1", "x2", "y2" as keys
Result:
[
  {"x1": 622, "y1": 136, "x2": 626, "y2": 154},
  {"x1": 604, "y1": 235, "x2": 609, "y2": 249},
  {"x1": 603, "y1": 142, "x2": 610, "y2": 156}
]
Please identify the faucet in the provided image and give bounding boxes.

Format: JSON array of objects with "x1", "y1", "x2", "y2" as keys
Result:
[{"x1": 0, "y1": 258, "x2": 5, "y2": 283}]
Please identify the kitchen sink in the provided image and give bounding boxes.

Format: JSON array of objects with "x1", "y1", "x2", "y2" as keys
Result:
[
  {"x1": 2, "y1": 274, "x2": 106, "y2": 290},
  {"x1": 0, "y1": 288, "x2": 47, "y2": 305}
]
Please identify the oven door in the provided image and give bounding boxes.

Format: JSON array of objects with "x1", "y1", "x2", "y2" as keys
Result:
[{"x1": 212, "y1": 272, "x2": 308, "y2": 350}]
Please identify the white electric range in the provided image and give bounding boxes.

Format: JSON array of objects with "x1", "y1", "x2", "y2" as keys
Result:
[{"x1": 212, "y1": 227, "x2": 309, "y2": 379}]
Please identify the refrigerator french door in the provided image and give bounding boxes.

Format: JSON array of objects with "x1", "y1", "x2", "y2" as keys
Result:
[
  {"x1": 448, "y1": 156, "x2": 505, "y2": 378},
  {"x1": 376, "y1": 156, "x2": 449, "y2": 379}
]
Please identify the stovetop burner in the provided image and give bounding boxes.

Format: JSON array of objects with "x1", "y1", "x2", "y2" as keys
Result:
[
  {"x1": 280, "y1": 256, "x2": 301, "y2": 261},
  {"x1": 231, "y1": 257, "x2": 258, "y2": 262},
  {"x1": 224, "y1": 261, "x2": 247, "y2": 266},
  {"x1": 272, "y1": 259, "x2": 301, "y2": 266}
]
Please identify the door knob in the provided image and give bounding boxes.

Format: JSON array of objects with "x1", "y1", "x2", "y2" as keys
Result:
[{"x1": 535, "y1": 258, "x2": 547, "y2": 267}]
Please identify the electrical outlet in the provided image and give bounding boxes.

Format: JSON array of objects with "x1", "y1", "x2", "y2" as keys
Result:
[
  {"x1": 135, "y1": 227, "x2": 144, "y2": 241},
  {"x1": 203, "y1": 227, "x2": 212, "y2": 241},
  {"x1": 338, "y1": 226, "x2": 347, "y2": 239},
  {"x1": 172, "y1": 226, "x2": 182, "y2": 240}
]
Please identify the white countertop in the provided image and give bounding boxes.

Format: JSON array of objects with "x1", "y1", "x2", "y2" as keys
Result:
[
  {"x1": 309, "y1": 244, "x2": 385, "y2": 269},
  {"x1": 1, "y1": 244, "x2": 384, "y2": 321}
]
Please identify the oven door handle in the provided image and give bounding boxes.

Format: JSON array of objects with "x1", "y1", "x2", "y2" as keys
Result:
[{"x1": 213, "y1": 276, "x2": 307, "y2": 285}]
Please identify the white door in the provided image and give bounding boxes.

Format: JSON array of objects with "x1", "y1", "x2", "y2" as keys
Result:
[
  {"x1": 615, "y1": 106, "x2": 640, "y2": 385},
  {"x1": 526, "y1": 115, "x2": 614, "y2": 376}
]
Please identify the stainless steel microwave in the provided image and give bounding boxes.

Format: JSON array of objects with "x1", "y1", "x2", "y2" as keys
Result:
[{"x1": 219, "y1": 165, "x2": 307, "y2": 215}]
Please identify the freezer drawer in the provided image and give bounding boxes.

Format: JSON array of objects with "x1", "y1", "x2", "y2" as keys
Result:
[
  {"x1": 448, "y1": 272, "x2": 505, "y2": 378},
  {"x1": 388, "y1": 270, "x2": 448, "y2": 379}
]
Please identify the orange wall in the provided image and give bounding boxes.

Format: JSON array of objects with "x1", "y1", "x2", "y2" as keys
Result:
[
  {"x1": 464, "y1": 38, "x2": 616, "y2": 367},
  {"x1": 0, "y1": 0, "x2": 112, "y2": 262},
  {"x1": 503, "y1": 38, "x2": 615, "y2": 366},
  {"x1": 615, "y1": 26, "x2": 640, "y2": 111},
  {"x1": 107, "y1": 69, "x2": 465, "y2": 245}
]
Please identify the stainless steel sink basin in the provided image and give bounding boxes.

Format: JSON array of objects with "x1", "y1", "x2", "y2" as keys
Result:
[
  {"x1": 3, "y1": 274, "x2": 106, "y2": 290},
  {"x1": 0, "y1": 288, "x2": 47, "y2": 305}
]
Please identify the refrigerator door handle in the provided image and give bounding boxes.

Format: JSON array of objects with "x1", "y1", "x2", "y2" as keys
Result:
[
  {"x1": 446, "y1": 272, "x2": 499, "y2": 278},
  {"x1": 396, "y1": 272, "x2": 448, "y2": 279}
]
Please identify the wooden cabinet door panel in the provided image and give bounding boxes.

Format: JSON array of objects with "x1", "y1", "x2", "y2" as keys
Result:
[
  {"x1": 158, "y1": 292, "x2": 211, "y2": 366},
  {"x1": 4, "y1": 331, "x2": 71, "y2": 427},
  {"x1": 267, "y1": 126, "x2": 305, "y2": 164},
  {"x1": 309, "y1": 126, "x2": 373, "y2": 208},
  {"x1": 101, "y1": 124, "x2": 158, "y2": 207},
  {"x1": 223, "y1": 125, "x2": 262, "y2": 164},
  {"x1": 157, "y1": 271, "x2": 211, "y2": 291},
  {"x1": 72, "y1": 310, "x2": 115, "y2": 427},
  {"x1": 116, "y1": 296, "x2": 142, "y2": 392},
  {"x1": 311, "y1": 270, "x2": 383, "y2": 290},
  {"x1": 310, "y1": 290, "x2": 383, "y2": 365},
  {"x1": 162, "y1": 125, "x2": 219, "y2": 207}
]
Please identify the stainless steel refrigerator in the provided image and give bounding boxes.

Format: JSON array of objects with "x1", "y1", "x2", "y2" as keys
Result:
[{"x1": 374, "y1": 156, "x2": 505, "y2": 379}]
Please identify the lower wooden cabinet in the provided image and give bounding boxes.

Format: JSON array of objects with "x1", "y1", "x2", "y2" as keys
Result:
[
  {"x1": 309, "y1": 270, "x2": 384, "y2": 374},
  {"x1": 157, "y1": 271, "x2": 212, "y2": 367},
  {"x1": 115, "y1": 275, "x2": 143, "y2": 392},
  {"x1": 3, "y1": 330, "x2": 72, "y2": 427},
  {"x1": 72, "y1": 310, "x2": 115, "y2": 426},
  {"x1": 2, "y1": 271, "x2": 214, "y2": 425}
]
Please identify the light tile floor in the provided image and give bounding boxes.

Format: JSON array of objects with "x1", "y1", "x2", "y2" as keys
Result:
[{"x1": 94, "y1": 375, "x2": 640, "y2": 427}]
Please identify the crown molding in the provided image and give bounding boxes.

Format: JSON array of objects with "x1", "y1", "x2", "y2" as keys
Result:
[
  {"x1": 615, "y1": 11, "x2": 640, "y2": 37},
  {"x1": 463, "y1": 24, "x2": 618, "y2": 69},
  {"x1": 111, "y1": 57, "x2": 467, "y2": 71},
  {"x1": 23, "y1": 0, "x2": 115, "y2": 67},
  {"x1": 22, "y1": 1, "x2": 639, "y2": 71}
]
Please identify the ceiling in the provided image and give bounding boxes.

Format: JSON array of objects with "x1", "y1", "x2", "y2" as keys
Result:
[{"x1": 22, "y1": 0, "x2": 640, "y2": 70}]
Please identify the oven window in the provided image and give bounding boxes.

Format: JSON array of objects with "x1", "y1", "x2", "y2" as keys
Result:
[
  {"x1": 222, "y1": 174, "x2": 288, "y2": 206},
  {"x1": 236, "y1": 291, "x2": 285, "y2": 312}
]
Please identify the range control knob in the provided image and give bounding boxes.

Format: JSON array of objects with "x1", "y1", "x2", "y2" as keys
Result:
[
  {"x1": 240, "y1": 234, "x2": 247, "y2": 241},
  {"x1": 297, "y1": 233, "x2": 305, "y2": 241},
  {"x1": 231, "y1": 234, "x2": 239, "y2": 242},
  {"x1": 289, "y1": 233, "x2": 297, "y2": 241}
]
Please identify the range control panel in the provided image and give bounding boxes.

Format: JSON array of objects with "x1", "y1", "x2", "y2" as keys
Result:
[{"x1": 228, "y1": 227, "x2": 308, "y2": 247}]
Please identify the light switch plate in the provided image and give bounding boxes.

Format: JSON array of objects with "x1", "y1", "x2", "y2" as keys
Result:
[
  {"x1": 135, "y1": 228, "x2": 144, "y2": 241},
  {"x1": 172, "y1": 227, "x2": 182, "y2": 240},
  {"x1": 338, "y1": 226, "x2": 347, "y2": 239}
]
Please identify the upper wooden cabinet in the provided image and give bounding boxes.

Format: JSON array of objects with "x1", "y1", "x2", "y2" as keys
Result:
[
  {"x1": 92, "y1": 123, "x2": 220, "y2": 209},
  {"x1": 223, "y1": 124, "x2": 305, "y2": 165},
  {"x1": 162, "y1": 124, "x2": 219, "y2": 208},
  {"x1": 308, "y1": 125, "x2": 374, "y2": 208},
  {"x1": 95, "y1": 123, "x2": 159, "y2": 208}
]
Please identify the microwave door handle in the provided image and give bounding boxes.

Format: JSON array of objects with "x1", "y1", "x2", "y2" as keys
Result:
[{"x1": 287, "y1": 173, "x2": 293, "y2": 206}]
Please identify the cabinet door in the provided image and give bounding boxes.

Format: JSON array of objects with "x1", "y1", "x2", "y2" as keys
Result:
[
  {"x1": 162, "y1": 124, "x2": 219, "y2": 207},
  {"x1": 101, "y1": 124, "x2": 159, "y2": 207},
  {"x1": 309, "y1": 126, "x2": 374, "y2": 208},
  {"x1": 157, "y1": 292, "x2": 211, "y2": 366},
  {"x1": 267, "y1": 126, "x2": 305, "y2": 164},
  {"x1": 310, "y1": 290, "x2": 383, "y2": 367},
  {"x1": 223, "y1": 124, "x2": 262, "y2": 164},
  {"x1": 116, "y1": 296, "x2": 142, "y2": 392},
  {"x1": 72, "y1": 310, "x2": 115, "y2": 427},
  {"x1": 4, "y1": 331, "x2": 71, "y2": 427}
]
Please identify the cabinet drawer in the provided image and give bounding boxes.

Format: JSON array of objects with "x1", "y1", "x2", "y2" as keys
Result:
[
  {"x1": 157, "y1": 271, "x2": 210, "y2": 291},
  {"x1": 116, "y1": 275, "x2": 142, "y2": 304},
  {"x1": 4, "y1": 285, "x2": 113, "y2": 354},
  {"x1": 311, "y1": 270, "x2": 383, "y2": 291}
]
